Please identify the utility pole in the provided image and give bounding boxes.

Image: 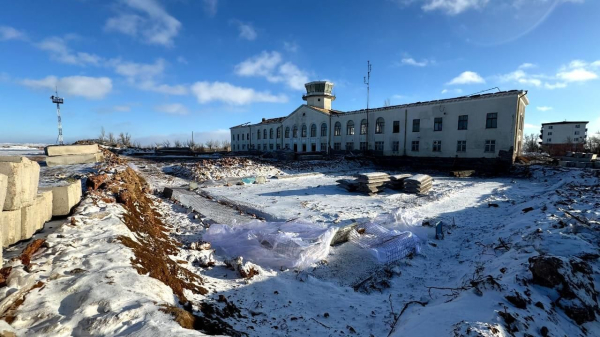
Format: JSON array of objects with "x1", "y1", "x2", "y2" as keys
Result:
[
  {"x1": 364, "y1": 60, "x2": 372, "y2": 152},
  {"x1": 50, "y1": 88, "x2": 64, "y2": 145}
]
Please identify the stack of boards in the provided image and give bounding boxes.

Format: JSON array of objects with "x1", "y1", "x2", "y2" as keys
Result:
[
  {"x1": 404, "y1": 174, "x2": 433, "y2": 194},
  {"x1": 388, "y1": 174, "x2": 412, "y2": 190},
  {"x1": 336, "y1": 179, "x2": 359, "y2": 192},
  {"x1": 357, "y1": 172, "x2": 390, "y2": 196}
]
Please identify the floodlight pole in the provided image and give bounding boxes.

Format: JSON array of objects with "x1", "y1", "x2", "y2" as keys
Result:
[
  {"x1": 364, "y1": 61, "x2": 372, "y2": 152},
  {"x1": 51, "y1": 88, "x2": 64, "y2": 145}
]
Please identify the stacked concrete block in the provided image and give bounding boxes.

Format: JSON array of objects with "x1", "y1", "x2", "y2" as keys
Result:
[
  {"x1": 40, "y1": 179, "x2": 82, "y2": 216},
  {"x1": 404, "y1": 174, "x2": 433, "y2": 194},
  {"x1": 0, "y1": 156, "x2": 39, "y2": 211},
  {"x1": 1, "y1": 209, "x2": 21, "y2": 247},
  {"x1": 0, "y1": 174, "x2": 7, "y2": 211},
  {"x1": 45, "y1": 144, "x2": 104, "y2": 167}
]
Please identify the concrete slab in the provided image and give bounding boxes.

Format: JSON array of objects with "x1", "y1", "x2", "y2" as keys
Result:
[
  {"x1": 0, "y1": 174, "x2": 6, "y2": 211},
  {"x1": 0, "y1": 156, "x2": 39, "y2": 211},
  {"x1": 20, "y1": 202, "x2": 38, "y2": 240},
  {"x1": 1, "y1": 209, "x2": 21, "y2": 247},
  {"x1": 40, "y1": 179, "x2": 82, "y2": 216},
  {"x1": 38, "y1": 190, "x2": 53, "y2": 225},
  {"x1": 46, "y1": 153, "x2": 104, "y2": 167},
  {"x1": 45, "y1": 144, "x2": 99, "y2": 156}
]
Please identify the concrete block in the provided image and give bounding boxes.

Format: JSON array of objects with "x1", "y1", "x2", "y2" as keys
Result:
[
  {"x1": 45, "y1": 144, "x2": 99, "y2": 157},
  {"x1": 40, "y1": 180, "x2": 82, "y2": 216},
  {"x1": 45, "y1": 153, "x2": 103, "y2": 167},
  {"x1": 38, "y1": 190, "x2": 53, "y2": 224},
  {"x1": 0, "y1": 209, "x2": 21, "y2": 247},
  {"x1": 0, "y1": 156, "x2": 39, "y2": 211},
  {"x1": 20, "y1": 202, "x2": 38, "y2": 240},
  {"x1": 0, "y1": 174, "x2": 6, "y2": 211}
]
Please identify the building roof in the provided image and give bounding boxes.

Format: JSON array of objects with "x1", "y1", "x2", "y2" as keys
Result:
[
  {"x1": 259, "y1": 117, "x2": 286, "y2": 124},
  {"x1": 306, "y1": 106, "x2": 344, "y2": 115},
  {"x1": 541, "y1": 121, "x2": 589, "y2": 126},
  {"x1": 345, "y1": 89, "x2": 527, "y2": 114}
]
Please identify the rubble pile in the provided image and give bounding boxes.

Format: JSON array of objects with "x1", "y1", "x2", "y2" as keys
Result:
[
  {"x1": 404, "y1": 174, "x2": 433, "y2": 194},
  {"x1": 357, "y1": 172, "x2": 390, "y2": 195},
  {"x1": 191, "y1": 157, "x2": 282, "y2": 181}
]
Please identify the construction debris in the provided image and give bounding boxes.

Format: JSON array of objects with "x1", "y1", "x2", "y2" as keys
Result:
[
  {"x1": 450, "y1": 170, "x2": 475, "y2": 178},
  {"x1": 404, "y1": 174, "x2": 433, "y2": 194}
]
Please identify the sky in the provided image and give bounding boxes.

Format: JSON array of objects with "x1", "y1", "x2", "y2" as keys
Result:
[{"x1": 0, "y1": 0, "x2": 599, "y2": 145}]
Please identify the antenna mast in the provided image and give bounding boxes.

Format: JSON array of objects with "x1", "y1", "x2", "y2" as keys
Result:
[
  {"x1": 364, "y1": 61, "x2": 372, "y2": 152},
  {"x1": 50, "y1": 88, "x2": 64, "y2": 145}
]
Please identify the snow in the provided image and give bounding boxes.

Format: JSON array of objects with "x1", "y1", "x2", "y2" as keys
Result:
[{"x1": 0, "y1": 144, "x2": 45, "y2": 157}]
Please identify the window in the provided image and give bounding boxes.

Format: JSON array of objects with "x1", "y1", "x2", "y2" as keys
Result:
[
  {"x1": 413, "y1": 119, "x2": 420, "y2": 132},
  {"x1": 434, "y1": 117, "x2": 442, "y2": 131},
  {"x1": 320, "y1": 143, "x2": 327, "y2": 151},
  {"x1": 575, "y1": 124, "x2": 581, "y2": 128},
  {"x1": 411, "y1": 141, "x2": 419, "y2": 152},
  {"x1": 293, "y1": 125, "x2": 298, "y2": 138},
  {"x1": 237, "y1": 134, "x2": 239, "y2": 141},
  {"x1": 243, "y1": 144, "x2": 245, "y2": 149},
  {"x1": 276, "y1": 144, "x2": 281, "y2": 150},
  {"x1": 375, "y1": 117, "x2": 385, "y2": 134},
  {"x1": 485, "y1": 140, "x2": 496, "y2": 152},
  {"x1": 360, "y1": 119, "x2": 367, "y2": 135},
  {"x1": 334, "y1": 122, "x2": 341, "y2": 136},
  {"x1": 360, "y1": 142, "x2": 367, "y2": 150},
  {"x1": 547, "y1": 138, "x2": 552, "y2": 142},
  {"x1": 270, "y1": 144, "x2": 274, "y2": 150},
  {"x1": 549, "y1": 125, "x2": 553, "y2": 129},
  {"x1": 257, "y1": 144, "x2": 261, "y2": 150},
  {"x1": 458, "y1": 115, "x2": 468, "y2": 130},
  {"x1": 574, "y1": 131, "x2": 580, "y2": 135},
  {"x1": 263, "y1": 129, "x2": 267, "y2": 139},
  {"x1": 486, "y1": 113, "x2": 497, "y2": 129},
  {"x1": 574, "y1": 138, "x2": 579, "y2": 142},
  {"x1": 347, "y1": 121, "x2": 355, "y2": 135},
  {"x1": 457, "y1": 140, "x2": 466, "y2": 152},
  {"x1": 548, "y1": 132, "x2": 553, "y2": 136},
  {"x1": 393, "y1": 121, "x2": 400, "y2": 133},
  {"x1": 311, "y1": 124, "x2": 317, "y2": 137},
  {"x1": 346, "y1": 142, "x2": 354, "y2": 151},
  {"x1": 374, "y1": 141, "x2": 384, "y2": 151},
  {"x1": 433, "y1": 140, "x2": 442, "y2": 152},
  {"x1": 242, "y1": 134, "x2": 244, "y2": 140},
  {"x1": 321, "y1": 123, "x2": 327, "y2": 136},
  {"x1": 285, "y1": 144, "x2": 289, "y2": 150},
  {"x1": 302, "y1": 124, "x2": 307, "y2": 137},
  {"x1": 334, "y1": 142, "x2": 341, "y2": 150},
  {"x1": 285, "y1": 127, "x2": 290, "y2": 138},
  {"x1": 270, "y1": 128, "x2": 274, "y2": 139},
  {"x1": 392, "y1": 141, "x2": 399, "y2": 152},
  {"x1": 277, "y1": 127, "x2": 281, "y2": 138}
]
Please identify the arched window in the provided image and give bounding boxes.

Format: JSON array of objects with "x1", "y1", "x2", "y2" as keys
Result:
[
  {"x1": 285, "y1": 127, "x2": 290, "y2": 138},
  {"x1": 334, "y1": 122, "x2": 341, "y2": 136},
  {"x1": 293, "y1": 125, "x2": 298, "y2": 138},
  {"x1": 347, "y1": 121, "x2": 355, "y2": 135},
  {"x1": 270, "y1": 128, "x2": 274, "y2": 139},
  {"x1": 257, "y1": 130, "x2": 261, "y2": 140},
  {"x1": 301, "y1": 124, "x2": 307, "y2": 137},
  {"x1": 321, "y1": 123, "x2": 327, "y2": 136},
  {"x1": 277, "y1": 127, "x2": 282, "y2": 138},
  {"x1": 263, "y1": 129, "x2": 267, "y2": 139},
  {"x1": 360, "y1": 119, "x2": 367, "y2": 135},
  {"x1": 310, "y1": 124, "x2": 317, "y2": 137},
  {"x1": 375, "y1": 117, "x2": 385, "y2": 134}
]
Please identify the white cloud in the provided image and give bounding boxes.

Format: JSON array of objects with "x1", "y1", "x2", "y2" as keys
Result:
[
  {"x1": 234, "y1": 51, "x2": 309, "y2": 90},
  {"x1": 154, "y1": 103, "x2": 189, "y2": 115},
  {"x1": 447, "y1": 71, "x2": 485, "y2": 85},
  {"x1": 203, "y1": 0, "x2": 218, "y2": 17},
  {"x1": 441, "y1": 88, "x2": 463, "y2": 94},
  {"x1": 591, "y1": 60, "x2": 600, "y2": 68},
  {"x1": 190, "y1": 81, "x2": 288, "y2": 105},
  {"x1": 283, "y1": 41, "x2": 299, "y2": 53},
  {"x1": 105, "y1": 0, "x2": 181, "y2": 47},
  {"x1": 518, "y1": 63, "x2": 536, "y2": 69},
  {"x1": 497, "y1": 69, "x2": 541, "y2": 87},
  {"x1": 109, "y1": 58, "x2": 189, "y2": 95},
  {"x1": 544, "y1": 82, "x2": 567, "y2": 90},
  {"x1": 234, "y1": 21, "x2": 257, "y2": 41},
  {"x1": 0, "y1": 26, "x2": 26, "y2": 41},
  {"x1": 20, "y1": 75, "x2": 112, "y2": 99},
  {"x1": 96, "y1": 105, "x2": 132, "y2": 114},
  {"x1": 556, "y1": 68, "x2": 598, "y2": 82},
  {"x1": 401, "y1": 57, "x2": 428, "y2": 67},
  {"x1": 536, "y1": 106, "x2": 552, "y2": 111},
  {"x1": 421, "y1": 0, "x2": 490, "y2": 15},
  {"x1": 177, "y1": 56, "x2": 188, "y2": 64},
  {"x1": 36, "y1": 37, "x2": 103, "y2": 66}
]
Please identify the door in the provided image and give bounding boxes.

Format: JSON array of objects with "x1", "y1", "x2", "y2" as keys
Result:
[
  {"x1": 294, "y1": 144, "x2": 298, "y2": 152},
  {"x1": 311, "y1": 144, "x2": 316, "y2": 152},
  {"x1": 302, "y1": 144, "x2": 307, "y2": 152}
]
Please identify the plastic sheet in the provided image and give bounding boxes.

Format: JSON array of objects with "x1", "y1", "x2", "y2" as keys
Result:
[
  {"x1": 349, "y1": 222, "x2": 422, "y2": 265},
  {"x1": 203, "y1": 220, "x2": 337, "y2": 269}
]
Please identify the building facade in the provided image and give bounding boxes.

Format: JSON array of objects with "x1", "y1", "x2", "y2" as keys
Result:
[
  {"x1": 231, "y1": 81, "x2": 529, "y2": 164},
  {"x1": 540, "y1": 121, "x2": 588, "y2": 155}
]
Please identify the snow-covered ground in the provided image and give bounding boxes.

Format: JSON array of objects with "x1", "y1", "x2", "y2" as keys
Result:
[{"x1": 1, "y1": 149, "x2": 598, "y2": 337}]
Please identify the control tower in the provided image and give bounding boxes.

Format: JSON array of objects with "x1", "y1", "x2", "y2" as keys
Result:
[{"x1": 302, "y1": 81, "x2": 335, "y2": 110}]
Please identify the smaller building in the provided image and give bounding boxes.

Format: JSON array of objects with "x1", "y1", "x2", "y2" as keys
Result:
[{"x1": 540, "y1": 121, "x2": 588, "y2": 156}]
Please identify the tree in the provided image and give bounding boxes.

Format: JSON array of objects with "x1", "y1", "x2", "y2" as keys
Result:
[
  {"x1": 174, "y1": 140, "x2": 182, "y2": 148},
  {"x1": 107, "y1": 133, "x2": 116, "y2": 146},
  {"x1": 523, "y1": 133, "x2": 540, "y2": 153},
  {"x1": 99, "y1": 127, "x2": 106, "y2": 143},
  {"x1": 118, "y1": 132, "x2": 132, "y2": 147},
  {"x1": 162, "y1": 140, "x2": 171, "y2": 147},
  {"x1": 221, "y1": 140, "x2": 231, "y2": 151},
  {"x1": 586, "y1": 131, "x2": 600, "y2": 154},
  {"x1": 185, "y1": 139, "x2": 196, "y2": 150},
  {"x1": 205, "y1": 140, "x2": 216, "y2": 151},
  {"x1": 384, "y1": 98, "x2": 391, "y2": 107}
]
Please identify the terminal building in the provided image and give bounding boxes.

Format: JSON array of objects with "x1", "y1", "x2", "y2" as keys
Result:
[
  {"x1": 230, "y1": 81, "x2": 529, "y2": 165},
  {"x1": 539, "y1": 121, "x2": 588, "y2": 156}
]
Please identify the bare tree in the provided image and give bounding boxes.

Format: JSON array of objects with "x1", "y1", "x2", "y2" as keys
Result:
[
  {"x1": 107, "y1": 132, "x2": 116, "y2": 146},
  {"x1": 523, "y1": 133, "x2": 540, "y2": 153},
  {"x1": 99, "y1": 127, "x2": 106, "y2": 143},
  {"x1": 118, "y1": 132, "x2": 132, "y2": 147},
  {"x1": 384, "y1": 98, "x2": 391, "y2": 107},
  {"x1": 174, "y1": 140, "x2": 182, "y2": 148},
  {"x1": 586, "y1": 131, "x2": 600, "y2": 154},
  {"x1": 221, "y1": 140, "x2": 231, "y2": 151},
  {"x1": 185, "y1": 139, "x2": 196, "y2": 150},
  {"x1": 162, "y1": 140, "x2": 171, "y2": 147},
  {"x1": 205, "y1": 140, "x2": 216, "y2": 151}
]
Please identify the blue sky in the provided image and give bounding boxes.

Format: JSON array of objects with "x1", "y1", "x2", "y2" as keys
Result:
[{"x1": 1, "y1": 0, "x2": 599, "y2": 145}]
